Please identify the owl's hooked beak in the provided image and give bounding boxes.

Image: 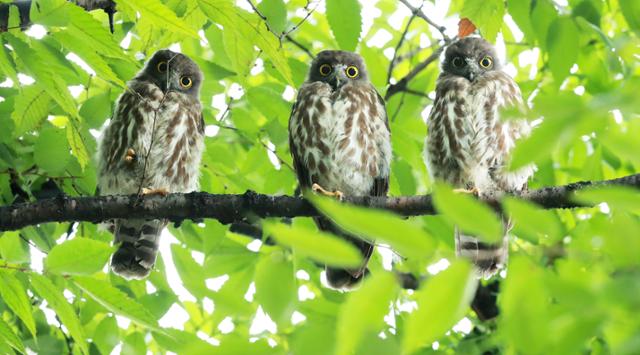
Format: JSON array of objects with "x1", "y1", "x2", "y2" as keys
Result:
[
  {"x1": 328, "y1": 64, "x2": 348, "y2": 90},
  {"x1": 465, "y1": 58, "x2": 481, "y2": 82}
]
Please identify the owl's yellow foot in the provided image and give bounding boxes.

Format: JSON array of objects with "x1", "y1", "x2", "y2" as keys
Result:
[
  {"x1": 312, "y1": 183, "x2": 344, "y2": 200},
  {"x1": 141, "y1": 187, "x2": 169, "y2": 196},
  {"x1": 454, "y1": 187, "x2": 480, "y2": 196},
  {"x1": 124, "y1": 148, "x2": 136, "y2": 164}
]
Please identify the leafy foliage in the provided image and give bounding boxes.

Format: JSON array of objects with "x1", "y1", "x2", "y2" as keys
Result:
[{"x1": 0, "y1": 0, "x2": 638, "y2": 353}]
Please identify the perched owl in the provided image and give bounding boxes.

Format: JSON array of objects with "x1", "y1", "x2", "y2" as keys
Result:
[
  {"x1": 289, "y1": 50, "x2": 392, "y2": 289},
  {"x1": 97, "y1": 50, "x2": 205, "y2": 279},
  {"x1": 424, "y1": 37, "x2": 535, "y2": 277}
]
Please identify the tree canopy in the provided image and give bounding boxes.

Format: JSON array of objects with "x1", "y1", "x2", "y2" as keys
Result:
[{"x1": 0, "y1": 0, "x2": 639, "y2": 354}]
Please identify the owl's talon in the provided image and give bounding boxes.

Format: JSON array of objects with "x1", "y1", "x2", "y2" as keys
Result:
[
  {"x1": 141, "y1": 187, "x2": 169, "y2": 196},
  {"x1": 124, "y1": 148, "x2": 137, "y2": 164},
  {"x1": 312, "y1": 183, "x2": 344, "y2": 200}
]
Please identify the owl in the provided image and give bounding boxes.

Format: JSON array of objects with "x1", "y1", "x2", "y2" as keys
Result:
[
  {"x1": 424, "y1": 37, "x2": 535, "y2": 277},
  {"x1": 289, "y1": 50, "x2": 392, "y2": 289},
  {"x1": 97, "y1": 50, "x2": 205, "y2": 279}
]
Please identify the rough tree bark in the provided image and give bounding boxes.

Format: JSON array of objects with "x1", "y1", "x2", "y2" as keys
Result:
[{"x1": 1, "y1": 173, "x2": 638, "y2": 231}]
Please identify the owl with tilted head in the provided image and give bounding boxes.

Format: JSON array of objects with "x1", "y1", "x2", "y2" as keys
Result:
[
  {"x1": 289, "y1": 50, "x2": 392, "y2": 289},
  {"x1": 424, "y1": 37, "x2": 535, "y2": 277},
  {"x1": 97, "y1": 49, "x2": 205, "y2": 279}
]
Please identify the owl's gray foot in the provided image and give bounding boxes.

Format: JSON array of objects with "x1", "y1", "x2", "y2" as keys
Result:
[
  {"x1": 124, "y1": 148, "x2": 137, "y2": 164},
  {"x1": 312, "y1": 183, "x2": 344, "y2": 200},
  {"x1": 141, "y1": 187, "x2": 169, "y2": 196}
]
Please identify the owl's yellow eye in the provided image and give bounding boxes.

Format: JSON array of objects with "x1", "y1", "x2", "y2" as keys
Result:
[
  {"x1": 345, "y1": 66, "x2": 359, "y2": 78},
  {"x1": 479, "y1": 56, "x2": 493, "y2": 68},
  {"x1": 180, "y1": 76, "x2": 192, "y2": 88},
  {"x1": 157, "y1": 61, "x2": 168, "y2": 73},
  {"x1": 319, "y1": 64, "x2": 332, "y2": 76}
]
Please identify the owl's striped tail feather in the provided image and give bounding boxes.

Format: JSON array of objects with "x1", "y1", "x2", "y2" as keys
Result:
[
  {"x1": 314, "y1": 216, "x2": 374, "y2": 289},
  {"x1": 455, "y1": 219, "x2": 511, "y2": 279},
  {"x1": 110, "y1": 218, "x2": 166, "y2": 280}
]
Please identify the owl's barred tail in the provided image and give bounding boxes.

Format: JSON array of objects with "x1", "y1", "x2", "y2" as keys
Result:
[
  {"x1": 111, "y1": 219, "x2": 166, "y2": 280},
  {"x1": 455, "y1": 230, "x2": 509, "y2": 279}
]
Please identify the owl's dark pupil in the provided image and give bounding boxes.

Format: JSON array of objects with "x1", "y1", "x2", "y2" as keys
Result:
[
  {"x1": 182, "y1": 78, "x2": 189, "y2": 85},
  {"x1": 482, "y1": 59, "x2": 490, "y2": 67}
]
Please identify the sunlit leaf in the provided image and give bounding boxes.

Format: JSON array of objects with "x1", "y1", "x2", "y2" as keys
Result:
[
  {"x1": 11, "y1": 85, "x2": 50, "y2": 136},
  {"x1": 573, "y1": 186, "x2": 640, "y2": 213},
  {"x1": 433, "y1": 183, "x2": 503, "y2": 243},
  {"x1": 30, "y1": 274, "x2": 88, "y2": 355},
  {"x1": 311, "y1": 195, "x2": 437, "y2": 259},
  {"x1": 0, "y1": 270, "x2": 36, "y2": 338},
  {"x1": 264, "y1": 222, "x2": 363, "y2": 268},
  {"x1": 116, "y1": 0, "x2": 199, "y2": 38},
  {"x1": 258, "y1": 0, "x2": 287, "y2": 34},
  {"x1": 547, "y1": 17, "x2": 579, "y2": 81},
  {"x1": 461, "y1": 0, "x2": 505, "y2": 42},
  {"x1": 254, "y1": 251, "x2": 296, "y2": 326},
  {"x1": 336, "y1": 271, "x2": 398, "y2": 355},
  {"x1": 45, "y1": 238, "x2": 114, "y2": 275},
  {"x1": 402, "y1": 260, "x2": 476, "y2": 354},
  {"x1": 73, "y1": 276, "x2": 163, "y2": 332},
  {"x1": 326, "y1": 0, "x2": 362, "y2": 51},
  {"x1": 0, "y1": 317, "x2": 24, "y2": 354}
]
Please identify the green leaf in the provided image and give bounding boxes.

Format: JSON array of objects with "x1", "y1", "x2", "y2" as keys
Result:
[
  {"x1": 254, "y1": 252, "x2": 296, "y2": 326},
  {"x1": 619, "y1": 0, "x2": 640, "y2": 33},
  {"x1": 0, "y1": 270, "x2": 36, "y2": 338},
  {"x1": 335, "y1": 271, "x2": 398, "y2": 355},
  {"x1": 66, "y1": 123, "x2": 90, "y2": 170},
  {"x1": 310, "y1": 195, "x2": 437, "y2": 259},
  {"x1": 0, "y1": 317, "x2": 24, "y2": 354},
  {"x1": 547, "y1": 17, "x2": 579, "y2": 81},
  {"x1": 34, "y1": 126, "x2": 71, "y2": 175},
  {"x1": 73, "y1": 276, "x2": 162, "y2": 332},
  {"x1": 257, "y1": 0, "x2": 287, "y2": 34},
  {"x1": 4, "y1": 34, "x2": 79, "y2": 119},
  {"x1": 0, "y1": 232, "x2": 29, "y2": 264},
  {"x1": 461, "y1": 0, "x2": 505, "y2": 42},
  {"x1": 507, "y1": 0, "x2": 534, "y2": 41},
  {"x1": 45, "y1": 238, "x2": 114, "y2": 275},
  {"x1": 402, "y1": 260, "x2": 476, "y2": 354},
  {"x1": 326, "y1": 0, "x2": 362, "y2": 51},
  {"x1": 79, "y1": 91, "x2": 112, "y2": 129},
  {"x1": 264, "y1": 222, "x2": 362, "y2": 268},
  {"x1": 30, "y1": 274, "x2": 88, "y2": 355},
  {"x1": 11, "y1": 85, "x2": 51, "y2": 136},
  {"x1": 92, "y1": 316, "x2": 119, "y2": 355},
  {"x1": 0, "y1": 40, "x2": 18, "y2": 83},
  {"x1": 500, "y1": 256, "x2": 550, "y2": 354},
  {"x1": 432, "y1": 183, "x2": 503, "y2": 243},
  {"x1": 199, "y1": 0, "x2": 294, "y2": 85},
  {"x1": 116, "y1": 0, "x2": 199, "y2": 38},
  {"x1": 530, "y1": 0, "x2": 558, "y2": 50},
  {"x1": 502, "y1": 197, "x2": 563, "y2": 243},
  {"x1": 572, "y1": 186, "x2": 640, "y2": 213}
]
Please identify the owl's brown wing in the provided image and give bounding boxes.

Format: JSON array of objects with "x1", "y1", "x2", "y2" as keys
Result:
[
  {"x1": 370, "y1": 90, "x2": 390, "y2": 197},
  {"x1": 288, "y1": 99, "x2": 312, "y2": 191}
]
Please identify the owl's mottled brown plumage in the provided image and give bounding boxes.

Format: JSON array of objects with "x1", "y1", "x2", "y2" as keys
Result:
[
  {"x1": 97, "y1": 49, "x2": 205, "y2": 279},
  {"x1": 289, "y1": 50, "x2": 392, "y2": 289},
  {"x1": 424, "y1": 37, "x2": 535, "y2": 277}
]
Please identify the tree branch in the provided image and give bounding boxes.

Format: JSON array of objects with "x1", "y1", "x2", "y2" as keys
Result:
[
  {"x1": 385, "y1": 46, "x2": 444, "y2": 100},
  {"x1": 0, "y1": 174, "x2": 638, "y2": 232},
  {"x1": 0, "y1": 0, "x2": 116, "y2": 33}
]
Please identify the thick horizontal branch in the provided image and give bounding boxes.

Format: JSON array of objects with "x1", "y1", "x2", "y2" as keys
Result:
[
  {"x1": 0, "y1": 174, "x2": 638, "y2": 232},
  {"x1": 0, "y1": 0, "x2": 116, "y2": 32}
]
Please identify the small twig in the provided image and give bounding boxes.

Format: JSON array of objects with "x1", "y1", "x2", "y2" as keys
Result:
[
  {"x1": 285, "y1": 34, "x2": 314, "y2": 58},
  {"x1": 398, "y1": 0, "x2": 449, "y2": 42},
  {"x1": 387, "y1": 4, "x2": 421, "y2": 85},
  {"x1": 385, "y1": 46, "x2": 444, "y2": 100}
]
